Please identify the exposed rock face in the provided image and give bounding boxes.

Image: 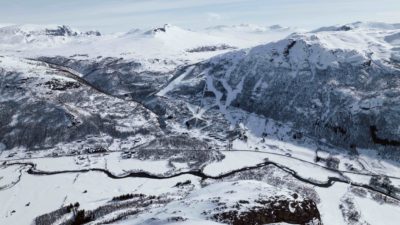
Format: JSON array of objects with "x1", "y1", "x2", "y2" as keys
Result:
[
  {"x1": 213, "y1": 197, "x2": 321, "y2": 225},
  {"x1": 44, "y1": 79, "x2": 81, "y2": 90},
  {"x1": 145, "y1": 24, "x2": 172, "y2": 35},
  {"x1": 186, "y1": 44, "x2": 237, "y2": 53},
  {"x1": 44, "y1": 25, "x2": 79, "y2": 36},
  {"x1": 166, "y1": 35, "x2": 400, "y2": 155},
  {"x1": 189, "y1": 181, "x2": 322, "y2": 225},
  {"x1": 0, "y1": 25, "x2": 100, "y2": 38}
]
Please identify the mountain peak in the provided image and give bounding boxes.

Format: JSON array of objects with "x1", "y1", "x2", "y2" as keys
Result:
[
  {"x1": 141, "y1": 24, "x2": 193, "y2": 37},
  {"x1": 0, "y1": 24, "x2": 101, "y2": 37}
]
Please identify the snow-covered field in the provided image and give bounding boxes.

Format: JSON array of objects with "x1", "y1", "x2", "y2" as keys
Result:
[{"x1": 2, "y1": 136, "x2": 400, "y2": 225}]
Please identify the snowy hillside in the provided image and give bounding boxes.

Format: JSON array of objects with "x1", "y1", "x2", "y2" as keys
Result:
[
  {"x1": 1, "y1": 22, "x2": 400, "y2": 225},
  {"x1": 163, "y1": 22, "x2": 400, "y2": 155}
]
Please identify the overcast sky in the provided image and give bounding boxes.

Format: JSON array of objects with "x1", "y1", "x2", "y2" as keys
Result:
[{"x1": 1, "y1": 0, "x2": 400, "y2": 33}]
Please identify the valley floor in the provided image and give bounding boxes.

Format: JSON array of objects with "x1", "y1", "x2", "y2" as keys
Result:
[{"x1": 1, "y1": 136, "x2": 400, "y2": 225}]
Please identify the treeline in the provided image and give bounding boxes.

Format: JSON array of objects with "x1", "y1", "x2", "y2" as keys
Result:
[
  {"x1": 33, "y1": 194, "x2": 171, "y2": 225},
  {"x1": 34, "y1": 203, "x2": 79, "y2": 225}
]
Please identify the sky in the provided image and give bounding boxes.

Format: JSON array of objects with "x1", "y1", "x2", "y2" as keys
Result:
[{"x1": 0, "y1": 0, "x2": 400, "y2": 33}]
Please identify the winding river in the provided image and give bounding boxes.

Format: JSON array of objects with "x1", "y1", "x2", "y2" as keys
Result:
[{"x1": 3, "y1": 158, "x2": 399, "y2": 202}]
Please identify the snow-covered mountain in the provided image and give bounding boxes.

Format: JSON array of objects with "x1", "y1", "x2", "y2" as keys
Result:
[
  {"x1": 0, "y1": 24, "x2": 100, "y2": 49},
  {"x1": 161, "y1": 22, "x2": 400, "y2": 156},
  {"x1": 1, "y1": 22, "x2": 400, "y2": 225},
  {"x1": 0, "y1": 23, "x2": 294, "y2": 72}
]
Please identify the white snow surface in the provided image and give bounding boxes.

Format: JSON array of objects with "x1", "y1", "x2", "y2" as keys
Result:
[
  {"x1": 0, "y1": 23, "x2": 295, "y2": 73},
  {"x1": 117, "y1": 180, "x2": 302, "y2": 225},
  {"x1": 1, "y1": 21, "x2": 400, "y2": 225}
]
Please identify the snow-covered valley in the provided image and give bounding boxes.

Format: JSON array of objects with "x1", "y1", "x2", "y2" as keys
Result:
[{"x1": 1, "y1": 22, "x2": 400, "y2": 225}]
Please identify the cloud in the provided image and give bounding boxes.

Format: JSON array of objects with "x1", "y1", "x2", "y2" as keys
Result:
[
  {"x1": 86, "y1": 0, "x2": 247, "y2": 16},
  {"x1": 206, "y1": 12, "x2": 222, "y2": 22},
  {"x1": 0, "y1": 0, "x2": 399, "y2": 33}
]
